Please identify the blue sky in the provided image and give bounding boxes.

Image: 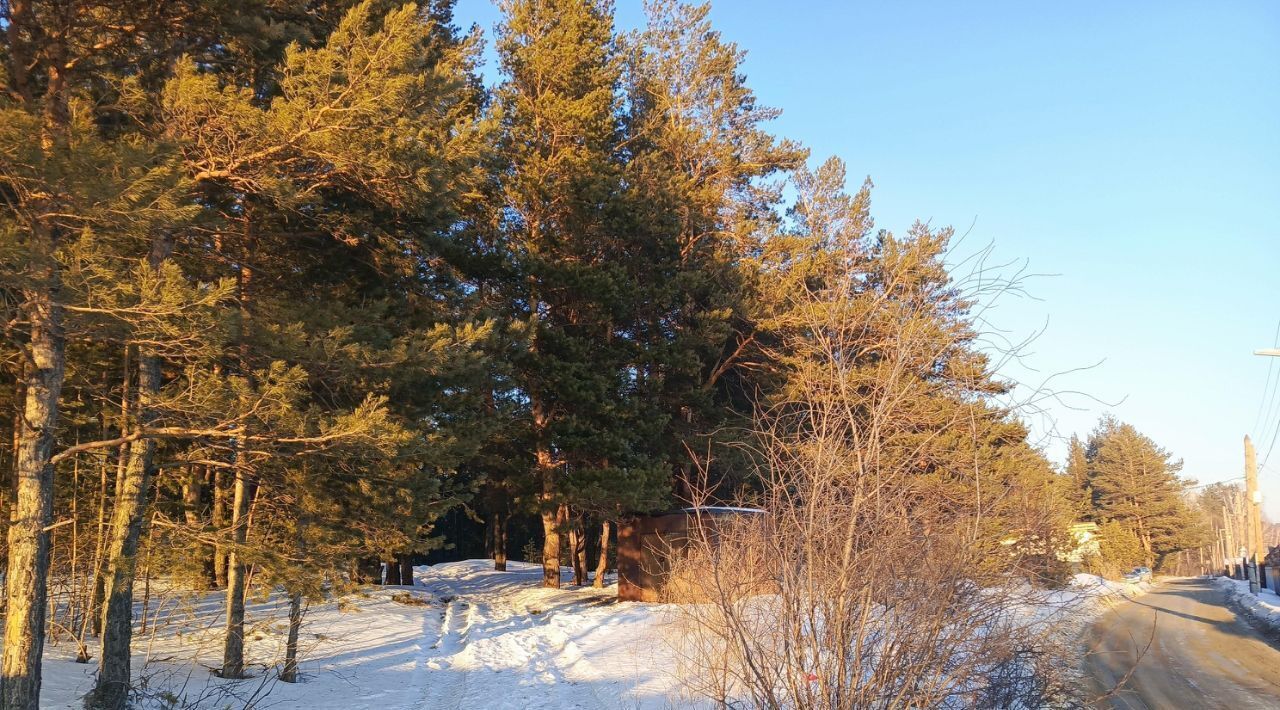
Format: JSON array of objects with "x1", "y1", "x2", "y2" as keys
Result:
[{"x1": 453, "y1": 1, "x2": 1280, "y2": 515}]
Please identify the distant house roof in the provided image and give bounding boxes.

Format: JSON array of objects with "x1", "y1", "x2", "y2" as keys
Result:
[{"x1": 679, "y1": 506, "x2": 766, "y2": 515}]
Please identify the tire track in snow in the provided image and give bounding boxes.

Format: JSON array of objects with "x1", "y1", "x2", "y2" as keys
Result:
[
  {"x1": 427, "y1": 595, "x2": 614, "y2": 706},
  {"x1": 420, "y1": 597, "x2": 476, "y2": 708}
]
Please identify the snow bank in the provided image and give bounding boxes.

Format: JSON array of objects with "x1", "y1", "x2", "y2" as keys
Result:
[
  {"x1": 1215, "y1": 576, "x2": 1280, "y2": 636},
  {"x1": 1045, "y1": 574, "x2": 1146, "y2": 615},
  {"x1": 1066, "y1": 573, "x2": 1150, "y2": 603}
]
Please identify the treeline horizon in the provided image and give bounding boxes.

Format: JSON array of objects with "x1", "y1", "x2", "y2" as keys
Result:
[{"x1": 0, "y1": 1, "x2": 1207, "y2": 708}]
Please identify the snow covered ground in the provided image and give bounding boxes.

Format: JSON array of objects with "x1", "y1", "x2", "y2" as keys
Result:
[
  {"x1": 37, "y1": 564, "x2": 1140, "y2": 709},
  {"x1": 1215, "y1": 575, "x2": 1280, "y2": 636},
  {"x1": 40, "y1": 561, "x2": 688, "y2": 710}
]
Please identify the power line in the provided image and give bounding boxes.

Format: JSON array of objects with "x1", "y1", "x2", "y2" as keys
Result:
[
  {"x1": 1257, "y1": 388, "x2": 1280, "y2": 458},
  {"x1": 1256, "y1": 322, "x2": 1280, "y2": 469},
  {"x1": 1254, "y1": 320, "x2": 1280, "y2": 434},
  {"x1": 1262, "y1": 416, "x2": 1280, "y2": 471}
]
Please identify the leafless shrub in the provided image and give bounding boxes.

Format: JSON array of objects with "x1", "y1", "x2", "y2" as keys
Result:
[
  {"x1": 660, "y1": 227, "x2": 1086, "y2": 708},
  {"x1": 663, "y1": 453, "x2": 1081, "y2": 708}
]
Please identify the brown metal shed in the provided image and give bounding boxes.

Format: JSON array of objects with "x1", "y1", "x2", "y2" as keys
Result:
[{"x1": 616, "y1": 506, "x2": 764, "y2": 602}]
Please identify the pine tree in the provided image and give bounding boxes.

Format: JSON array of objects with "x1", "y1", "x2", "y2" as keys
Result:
[
  {"x1": 493, "y1": 0, "x2": 629, "y2": 588},
  {"x1": 0, "y1": 8, "x2": 200, "y2": 701},
  {"x1": 623, "y1": 0, "x2": 804, "y2": 498},
  {"x1": 1065, "y1": 434, "x2": 1090, "y2": 516},
  {"x1": 159, "y1": 0, "x2": 492, "y2": 675},
  {"x1": 1084, "y1": 417, "x2": 1197, "y2": 568},
  {"x1": 2, "y1": 2, "x2": 367, "y2": 704}
]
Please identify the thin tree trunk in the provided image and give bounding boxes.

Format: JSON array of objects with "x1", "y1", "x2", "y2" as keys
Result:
[
  {"x1": 281, "y1": 511, "x2": 307, "y2": 684},
  {"x1": 2, "y1": 278, "x2": 65, "y2": 710},
  {"x1": 570, "y1": 525, "x2": 587, "y2": 586},
  {"x1": 68, "y1": 449, "x2": 80, "y2": 648},
  {"x1": 281, "y1": 591, "x2": 305, "y2": 683},
  {"x1": 576, "y1": 527, "x2": 588, "y2": 585},
  {"x1": 593, "y1": 520, "x2": 610, "y2": 589},
  {"x1": 182, "y1": 466, "x2": 214, "y2": 589},
  {"x1": 139, "y1": 513, "x2": 156, "y2": 635},
  {"x1": 212, "y1": 466, "x2": 228, "y2": 588},
  {"x1": 91, "y1": 347, "x2": 133, "y2": 637},
  {"x1": 384, "y1": 559, "x2": 402, "y2": 586},
  {"x1": 494, "y1": 511, "x2": 507, "y2": 572},
  {"x1": 220, "y1": 453, "x2": 253, "y2": 678},
  {"x1": 573, "y1": 529, "x2": 583, "y2": 585},
  {"x1": 485, "y1": 511, "x2": 495, "y2": 560},
  {"x1": 181, "y1": 466, "x2": 202, "y2": 527},
  {"x1": 78, "y1": 448, "x2": 109, "y2": 659},
  {"x1": 91, "y1": 256, "x2": 166, "y2": 709},
  {"x1": 222, "y1": 218, "x2": 256, "y2": 679},
  {"x1": 399, "y1": 556, "x2": 414, "y2": 587},
  {"x1": 485, "y1": 511, "x2": 496, "y2": 561}
]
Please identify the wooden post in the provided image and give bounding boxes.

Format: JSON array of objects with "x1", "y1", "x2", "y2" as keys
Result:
[
  {"x1": 1246, "y1": 435, "x2": 1263, "y2": 593},
  {"x1": 1223, "y1": 511, "x2": 1238, "y2": 578}
]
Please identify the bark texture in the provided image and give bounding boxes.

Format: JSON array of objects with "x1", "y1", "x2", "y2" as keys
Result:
[
  {"x1": 593, "y1": 521, "x2": 610, "y2": 589},
  {"x1": 87, "y1": 351, "x2": 160, "y2": 709},
  {"x1": 2, "y1": 286, "x2": 64, "y2": 710},
  {"x1": 212, "y1": 467, "x2": 228, "y2": 588},
  {"x1": 494, "y1": 512, "x2": 508, "y2": 572},
  {"x1": 535, "y1": 407, "x2": 560, "y2": 588},
  {"x1": 281, "y1": 591, "x2": 304, "y2": 683},
  {"x1": 220, "y1": 452, "x2": 253, "y2": 678},
  {"x1": 569, "y1": 526, "x2": 587, "y2": 586}
]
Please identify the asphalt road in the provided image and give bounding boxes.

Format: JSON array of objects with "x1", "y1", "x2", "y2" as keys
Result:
[{"x1": 1083, "y1": 577, "x2": 1280, "y2": 709}]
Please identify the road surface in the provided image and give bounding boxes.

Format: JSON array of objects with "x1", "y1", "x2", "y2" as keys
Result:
[{"x1": 1083, "y1": 577, "x2": 1280, "y2": 709}]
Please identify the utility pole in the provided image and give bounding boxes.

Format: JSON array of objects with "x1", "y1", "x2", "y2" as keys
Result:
[
  {"x1": 1246, "y1": 435, "x2": 1263, "y2": 593},
  {"x1": 1217, "y1": 529, "x2": 1229, "y2": 577},
  {"x1": 1249, "y1": 347, "x2": 1278, "y2": 591},
  {"x1": 1223, "y1": 510, "x2": 1237, "y2": 578}
]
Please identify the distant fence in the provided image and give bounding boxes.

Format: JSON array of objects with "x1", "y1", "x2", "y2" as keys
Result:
[{"x1": 1222, "y1": 557, "x2": 1277, "y2": 592}]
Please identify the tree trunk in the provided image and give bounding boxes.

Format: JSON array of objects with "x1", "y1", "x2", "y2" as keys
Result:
[
  {"x1": 483, "y1": 514, "x2": 494, "y2": 562},
  {"x1": 569, "y1": 525, "x2": 587, "y2": 586},
  {"x1": 593, "y1": 521, "x2": 610, "y2": 589},
  {"x1": 212, "y1": 466, "x2": 228, "y2": 588},
  {"x1": 534, "y1": 397, "x2": 560, "y2": 588},
  {"x1": 384, "y1": 559, "x2": 402, "y2": 586},
  {"x1": 183, "y1": 466, "x2": 215, "y2": 589},
  {"x1": 181, "y1": 466, "x2": 202, "y2": 526},
  {"x1": 355, "y1": 558, "x2": 381, "y2": 584},
  {"x1": 494, "y1": 511, "x2": 508, "y2": 572},
  {"x1": 399, "y1": 556, "x2": 414, "y2": 587},
  {"x1": 281, "y1": 508, "x2": 307, "y2": 684},
  {"x1": 541, "y1": 503, "x2": 561, "y2": 588},
  {"x1": 88, "y1": 348, "x2": 160, "y2": 709},
  {"x1": 81, "y1": 434, "x2": 109, "y2": 647},
  {"x1": 281, "y1": 590, "x2": 305, "y2": 683},
  {"x1": 91, "y1": 347, "x2": 133, "y2": 637},
  {"x1": 222, "y1": 220, "x2": 255, "y2": 679},
  {"x1": 220, "y1": 452, "x2": 254, "y2": 678},
  {"x1": 2, "y1": 280, "x2": 65, "y2": 710},
  {"x1": 485, "y1": 511, "x2": 495, "y2": 560},
  {"x1": 0, "y1": 379, "x2": 23, "y2": 604}
]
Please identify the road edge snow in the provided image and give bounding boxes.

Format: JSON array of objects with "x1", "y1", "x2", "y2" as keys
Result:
[{"x1": 1215, "y1": 576, "x2": 1280, "y2": 643}]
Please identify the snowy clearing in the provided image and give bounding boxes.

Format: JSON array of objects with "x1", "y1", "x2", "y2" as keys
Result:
[
  {"x1": 41, "y1": 561, "x2": 688, "y2": 710},
  {"x1": 37, "y1": 564, "x2": 1137, "y2": 709}
]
